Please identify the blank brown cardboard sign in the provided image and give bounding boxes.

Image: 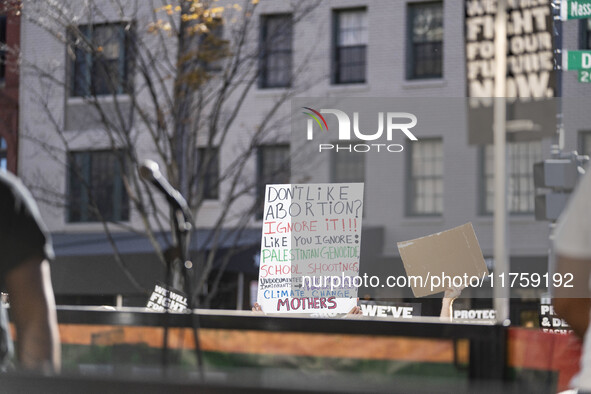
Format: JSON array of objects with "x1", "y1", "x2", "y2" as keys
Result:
[{"x1": 397, "y1": 223, "x2": 488, "y2": 297}]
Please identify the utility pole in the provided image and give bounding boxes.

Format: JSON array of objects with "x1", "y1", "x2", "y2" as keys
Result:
[{"x1": 493, "y1": 0, "x2": 510, "y2": 324}]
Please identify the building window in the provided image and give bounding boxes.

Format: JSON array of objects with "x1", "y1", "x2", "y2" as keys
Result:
[
  {"x1": 331, "y1": 150, "x2": 365, "y2": 183},
  {"x1": 579, "y1": 131, "x2": 591, "y2": 157},
  {"x1": 407, "y1": 2, "x2": 443, "y2": 79},
  {"x1": 197, "y1": 147, "x2": 219, "y2": 200},
  {"x1": 260, "y1": 14, "x2": 292, "y2": 88},
  {"x1": 333, "y1": 9, "x2": 367, "y2": 84},
  {"x1": 0, "y1": 137, "x2": 6, "y2": 171},
  {"x1": 406, "y1": 138, "x2": 443, "y2": 216},
  {"x1": 256, "y1": 145, "x2": 290, "y2": 218},
  {"x1": 581, "y1": 19, "x2": 591, "y2": 49},
  {"x1": 480, "y1": 141, "x2": 542, "y2": 215},
  {"x1": 200, "y1": 18, "x2": 226, "y2": 73},
  {"x1": 0, "y1": 15, "x2": 6, "y2": 82},
  {"x1": 70, "y1": 23, "x2": 134, "y2": 97},
  {"x1": 68, "y1": 150, "x2": 129, "y2": 222}
]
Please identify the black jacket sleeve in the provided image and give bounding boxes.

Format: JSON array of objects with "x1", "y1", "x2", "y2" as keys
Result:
[{"x1": 0, "y1": 172, "x2": 54, "y2": 287}]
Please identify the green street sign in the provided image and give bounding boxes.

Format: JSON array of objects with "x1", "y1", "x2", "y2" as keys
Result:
[
  {"x1": 563, "y1": 50, "x2": 591, "y2": 70},
  {"x1": 579, "y1": 70, "x2": 591, "y2": 83},
  {"x1": 561, "y1": 0, "x2": 591, "y2": 20}
]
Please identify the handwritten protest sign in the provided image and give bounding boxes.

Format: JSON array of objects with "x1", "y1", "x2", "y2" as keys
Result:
[{"x1": 257, "y1": 183, "x2": 363, "y2": 314}]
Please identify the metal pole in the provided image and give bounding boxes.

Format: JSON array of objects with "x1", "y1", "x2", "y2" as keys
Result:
[
  {"x1": 552, "y1": 0, "x2": 564, "y2": 156},
  {"x1": 548, "y1": 0, "x2": 564, "y2": 291},
  {"x1": 236, "y1": 272, "x2": 244, "y2": 310},
  {"x1": 493, "y1": 0, "x2": 510, "y2": 324}
]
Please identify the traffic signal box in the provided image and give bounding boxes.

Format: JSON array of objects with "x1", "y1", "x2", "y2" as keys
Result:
[{"x1": 534, "y1": 152, "x2": 589, "y2": 221}]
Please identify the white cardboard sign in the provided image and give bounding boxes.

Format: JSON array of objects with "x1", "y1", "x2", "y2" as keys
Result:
[{"x1": 257, "y1": 183, "x2": 364, "y2": 314}]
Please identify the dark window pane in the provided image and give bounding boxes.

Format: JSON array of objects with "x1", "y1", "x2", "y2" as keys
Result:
[
  {"x1": 260, "y1": 15, "x2": 292, "y2": 88},
  {"x1": 70, "y1": 23, "x2": 132, "y2": 97},
  {"x1": 579, "y1": 131, "x2": 591, "y2": 158},
  {"x1": 93, "y1": 25, "x2": 124, "y2": 95},
  {"x1": 0, "y1": 137, "x2": 6, "y2": 171},
  {"x1": 0, "y1": 15, "x2": 6, "y2": 81},
  {"x1": 334, "y1": 9, "x2": 367, "y2": 84},
  {"x1": 256, "y1": 145, "x2": 290, "y2": 218},
  {"x1": 408, "y1": 2, "x2": 443, "y2": 79},
  {"x1": 197, "y1": 147, "x2": 220, "y2": 200},
  {"x1": 336, "y1": 46, "x2": 366, "y2": 84},
  {"x1": 200, "y1": 19, "x2": 226, "y2": 72},
  {"x1": 68, "y1": 150, "x2": 129, "y2": 222},
  {"x1": 332, "y1": 149, "x2": 365, "y2": 183}
]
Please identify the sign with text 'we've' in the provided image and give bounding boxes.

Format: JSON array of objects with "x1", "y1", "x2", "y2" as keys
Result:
[{"x1": 257, "y1": 183, "x2": 363, "y2": 314}]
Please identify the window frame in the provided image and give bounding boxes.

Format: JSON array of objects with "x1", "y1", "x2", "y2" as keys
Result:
[
  {"x1": 578, "y1": 130, "x2": 591, "y2": 157},
  {"x1": 68, "y1": 22, "x2": 135, "y2": 98},
  {"x1": 256, "y1": 144, "x2": 291, "y2": 219},
  {"x1": 259, "y1": 13, "x2": 293, "y2": 89},
  {"x1": 67, "y1": 149, "x2": 130, "y2": 223},
  {"x1": 196, "y1": 146, "x2": 220, "y2": 201},
  {"x1": 580, "y1": 18, "x2": 591, "y2": 50},
  {"x1": 332, "y1": 7, "x2": 368, "y2": 85},
  {"x1": 405, "y1": 138, "x2": 444, "y2": 217},
  {"x1": 478, "y1": 141, "x2": 542, "y2": 216},
  {"x1": 200, "y1": 17, "x2": 226, "y2": 73},
  {"x1": 406, "y1": 1, "x2": 444, "y2": 80},
  {"x1": 330, "y1": 144, "x2": 366, "y2": 183}
]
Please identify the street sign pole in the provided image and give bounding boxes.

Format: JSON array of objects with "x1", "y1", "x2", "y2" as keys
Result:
[
  {"x1": 493, "y1": 0, "x2": 509, "y2": 324},
  {"x1": 548, "y1": 0, "x2": 564, "y2": 296}
]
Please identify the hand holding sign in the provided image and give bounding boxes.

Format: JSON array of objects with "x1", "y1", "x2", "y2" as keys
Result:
[{"x1": 397, "y1": 223, "x2": 488, "y2": 298}]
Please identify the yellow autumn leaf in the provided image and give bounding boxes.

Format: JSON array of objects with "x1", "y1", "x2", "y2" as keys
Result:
[{"x1": 182, "y1": 13, "x2": 199, "y2": 22}]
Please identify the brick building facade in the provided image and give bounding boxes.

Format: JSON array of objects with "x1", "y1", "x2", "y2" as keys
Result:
[{"x1": 0, "y1": 4, "x2": 19, "y2": 173}]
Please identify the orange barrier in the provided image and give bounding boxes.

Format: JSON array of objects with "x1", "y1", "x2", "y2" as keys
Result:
[
  {"x1": 508, "y1": 328, "x2": 582, "y2": 393},
  {"x1": 58, "y1": 324, "x2": 466, "y2": 363},
  {"x1": 15, "y1": 321, "x2": 585, "y2": 392}
]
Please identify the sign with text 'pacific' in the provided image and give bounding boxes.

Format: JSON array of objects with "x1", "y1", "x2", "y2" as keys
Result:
[{"x1": 257, "y1": 183, "x2": 363, "y2": 314}]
